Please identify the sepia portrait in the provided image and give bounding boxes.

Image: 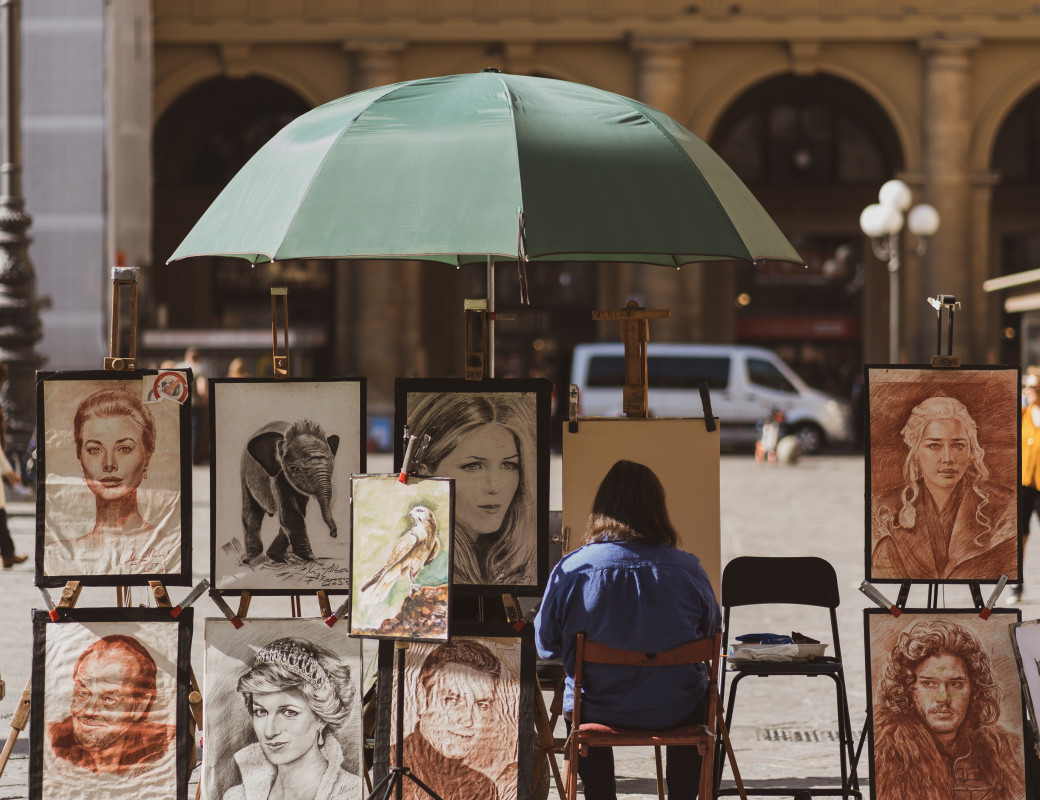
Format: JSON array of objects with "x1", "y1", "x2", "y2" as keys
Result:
[
  {"x1": 350, "y1": 474, "x2": 453, "y2": 641},
  {"x1": 866, "y1": 367, "x2": 1019, "y2": 582},
  {"x1": 204, "y1": 619, "x2": 365, "y2": 800},
  {"x1": 376, "y1": 632, "x2": 533, "y2": 800},
  {"x1": 210, "y1": 378, "x2": 365, "y2": 593},
  {"x1": 395, "y1": 378, "x2": 551, "y2": 595},
  {"x1": 37, "y1": 371, "x2": 191, "y2": 586},
  {"x1": 561, "y1": 417, "x2": 721, "y2": 596},
  {"x1": 30, "y1": 608, "x2": 192, "y2": 800},
  {"x1": 1009, "y1": 619, "x2": 1040, "y2": 748},
  {"x1": 866, "y1": 609, "x2": 1025, "y2": 800}
]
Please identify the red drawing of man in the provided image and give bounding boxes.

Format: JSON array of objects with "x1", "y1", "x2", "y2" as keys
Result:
[{"x1": 48, "y1": 634, "x2": 176, "y2": 776}]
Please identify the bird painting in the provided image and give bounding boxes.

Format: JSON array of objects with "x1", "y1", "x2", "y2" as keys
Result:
[{"x1": 361, "y1": 506, "x2": 440, "y2": 601}]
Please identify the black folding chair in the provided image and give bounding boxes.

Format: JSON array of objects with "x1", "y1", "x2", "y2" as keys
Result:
[{"x1": 713, "y1": 556, "x2": 861, "y2": 799}]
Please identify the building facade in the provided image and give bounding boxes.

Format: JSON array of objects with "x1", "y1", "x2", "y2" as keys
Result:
[{"x1": 18, "y1": 1, "x2": 1040, "y2": 423}]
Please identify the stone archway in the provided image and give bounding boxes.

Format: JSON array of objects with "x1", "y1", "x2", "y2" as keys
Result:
[{"x1": 707, "y1": 72, "x2": 903, "y2": 407}]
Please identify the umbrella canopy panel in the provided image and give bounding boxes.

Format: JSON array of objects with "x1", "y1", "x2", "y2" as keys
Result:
[{"x1": 169, "y1": 71, "x2": 802, "y2": 268}]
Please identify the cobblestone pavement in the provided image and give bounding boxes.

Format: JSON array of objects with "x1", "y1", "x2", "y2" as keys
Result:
[{"x1": 2, "y1": 453, "x2": 1035, "y2": 798}]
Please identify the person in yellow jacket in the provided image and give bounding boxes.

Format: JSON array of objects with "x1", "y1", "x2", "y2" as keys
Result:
[{"x1": 1016, "y1": 373, "x2": 1040, "y2": 603}]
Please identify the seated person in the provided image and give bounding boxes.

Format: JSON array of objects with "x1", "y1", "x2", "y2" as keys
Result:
[{"x1": 534, "y1": 459, "x2": 721, "y2": 799}]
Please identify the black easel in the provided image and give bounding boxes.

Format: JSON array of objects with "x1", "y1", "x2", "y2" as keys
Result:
[{"x1": 369, "y1": 642, "x2": 444, "y2": 800}]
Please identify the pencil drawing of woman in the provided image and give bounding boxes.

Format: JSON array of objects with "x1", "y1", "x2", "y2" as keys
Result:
[
  {"x1": 74, "y1": 389, "x2": 158, "y2": 543},
  {"x1": 42, "y1": 378, "x2": 183, "y2": 578},
  {"x1": 872, "y1": 395, "x2": 1016, "y2": 580},
  {"x1": 408, "y1": 392, "x2": 537, "y2": 586},
  {"x1": 227, "y1": 637, "x2": 362, "y2": 800}
]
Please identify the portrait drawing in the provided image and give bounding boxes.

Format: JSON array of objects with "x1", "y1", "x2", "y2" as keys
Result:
[
  {"x1": 210, "y1": 378, "x2": 365, "y2": 593},
  {"x1": 204, "y1": 619, "x2": 364, "y2": 800},
  {"x1": 866, "y1": 367, "x2": 1019, "y2": 582},
  {"x1": 395, "y1": 378, "x2": 550, "y2": 595},
  {"x1": 561, "y1": 418, "x2": 722, "y2": 596},
  {"x1": 350, "y1": 474, "x2": 453, "y2": 641},
  {"x1": 866, "y1": 609, "x2": 1025, "y2": 800},
  {"x1": 30, "y1": 608, "x2": 191, "y2": 800},
  {"x1": 376, "y1": 633, "x2": 532, "y2": 800},
  {"x1": 37, "y1": 371, "x2": 191, "y2": 586}
]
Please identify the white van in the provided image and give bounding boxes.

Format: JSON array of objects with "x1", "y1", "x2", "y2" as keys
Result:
[{"x1": 570, "y1": 343, "x2": 852, "y2": 453}]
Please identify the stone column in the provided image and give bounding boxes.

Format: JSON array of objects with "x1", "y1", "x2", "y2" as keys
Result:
[
  {"x1": 341, "y1": 41, "x2": 416, "y2": 406},
  {"x1": 916, "y1": 36, "x2": 979, "y2": 361},
  {"x1": 969, "y1": 171, "x2": 1000, "y2": 362},
  {"x1": 628, "y1": 38, "x2": 692, "y2": 341}
]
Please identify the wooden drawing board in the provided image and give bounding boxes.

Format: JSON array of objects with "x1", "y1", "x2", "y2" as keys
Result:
[{"x1": 562, "y1": 417, "x2": 721, "y2": 598}]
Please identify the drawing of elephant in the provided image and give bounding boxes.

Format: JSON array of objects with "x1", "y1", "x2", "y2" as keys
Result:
[{"x1": 240, "y1": 418, "x2": 340, "y2": 563}]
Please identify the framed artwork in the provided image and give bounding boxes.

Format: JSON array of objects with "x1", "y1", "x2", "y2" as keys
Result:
[
  {"x1": 1010, "y1": 619, "x2": 1040, "y2": 747},
  {"x1": 865, "y1": 609, "x2": 1025, "y2": 800},
  {"x1": 203, "y1": 618, "x2": 365, "y2": 800},
  {"x1": 865, "y1": 366, "x2": 1020, "y2": 583},
  {"x1": 373, "y1": 625, "x2": 535, "y2": 800},
  {"x1": 30, "y1": 607, "x2": 193, "y2": 800},
  {"x1": 561, "y1": 417, "x2": 721, "y2": 597},
  {"x1": 210, "y1": 378, "x2": 366, "y2": 594},
  {"x1": 350, "y1": 474, "x2": 454, "y2": 642},
  {"x1": 394, "y1": 378, "x2": 551, "y2": 596},
  {"x1": 36, "y1": 370, "x2": 192, "y2": 587}
]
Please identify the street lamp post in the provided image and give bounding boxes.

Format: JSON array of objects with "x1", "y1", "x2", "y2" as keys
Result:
[
  {"x1": 859, "y1": 179, "x2": 941, "y2": 363},
  {"x1": 0, "y1": 0, "x2": 44, "y2": 460}
]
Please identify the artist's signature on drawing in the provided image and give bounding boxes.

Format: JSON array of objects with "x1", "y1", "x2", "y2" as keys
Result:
[
  {"x1": 121, "y1": 545, "x2": 176, "y2": 572},
  {"x1": 295, "y1": 560, "x2": 351, "y2": 586}
]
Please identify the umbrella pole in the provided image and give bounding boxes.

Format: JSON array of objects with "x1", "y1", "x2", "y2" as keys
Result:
[{"x1": 486, "y1": 255, "x2": 495, "y2": 378}]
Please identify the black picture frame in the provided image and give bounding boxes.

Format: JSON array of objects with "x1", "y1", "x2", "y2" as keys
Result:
[
  {"x1": 394, "y1": 377, "x2": 551, "y2": 596},
  {"x1": 864, "y1": 607, "x2": 1025, "y2": 800},
  {"x1": 36, "y1": 370, "x2": 193, "y2": 587},
  {"x1": 864, "y1": 364, "x2": 1021, "y2": 584},
  {"x1": 29, "y1": 607, "x2": 193, "y2": 800},
  {"x1": 208, "y1": 376, "x2": 366, "y2": 595},
  {"x1": 1009, "y1": 619, "x2": 1040, "y2": 750},
  {"x1": 372, "y1": 623, "x2": 537, "y2": 800},
  {"x1": 349, "y1": 473, "x2": 454, "y2": 643}
]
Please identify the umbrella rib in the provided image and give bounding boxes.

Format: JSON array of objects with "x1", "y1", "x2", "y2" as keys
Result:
[{"x1": 491, "y1": 71, "x2": 527, "y2": 242}]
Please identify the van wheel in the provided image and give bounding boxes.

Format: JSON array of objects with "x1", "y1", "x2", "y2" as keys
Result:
[{"x1": 792, "y1": 422, "x2": 825, "y2": 455}]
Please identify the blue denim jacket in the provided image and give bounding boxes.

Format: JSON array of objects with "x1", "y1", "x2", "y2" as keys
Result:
[{"x1": 534, "y1": 540, "x2": 721, "y2": 729}]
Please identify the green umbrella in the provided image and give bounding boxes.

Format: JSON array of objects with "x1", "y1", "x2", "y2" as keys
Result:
[{"x1": 168, "y1": 70, "x2": 801, "y2": 268}]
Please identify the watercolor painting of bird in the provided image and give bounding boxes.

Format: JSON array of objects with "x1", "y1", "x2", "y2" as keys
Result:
[{"x1": 361, "y1": 505, "x2": 440, "y2": 601}]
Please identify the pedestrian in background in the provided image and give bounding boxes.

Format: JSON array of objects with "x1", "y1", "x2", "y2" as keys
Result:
[
  {"x1": 1016, "y1": 372, "x2": 1040, "y2": 603},
  {"x1": 177, "y1": 347, "x2": 209, "y2": 464},
  {"x1": 0, "y1": 363, "x2": 27, "y2": 567}
]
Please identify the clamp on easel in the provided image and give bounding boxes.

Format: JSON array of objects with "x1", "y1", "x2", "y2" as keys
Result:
[
  {"x1": 398, "y1": 429, "x2": 432, "y2": 484},
  {"x1": 105, "y1": 266, "x2": 139, "y2": 371},
  {"x1": 271, "y1": 286, "x2": 290, "y2": 378},
  {"x1": 928, "y1": 294, "x2": 961, "y2": 368},
  {"x1": 463, "y1": 299, "x2": 516, "y2": 381},
  {"x1": 592, "y1": 301, "x2": 669, "y2": 419}
]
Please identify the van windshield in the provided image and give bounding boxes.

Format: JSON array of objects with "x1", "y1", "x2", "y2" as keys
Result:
[
  {"x1": 586, "y1": 355, "x2": 730, "y2": 389},
  {"x1": 747, "y1": 358, "x2": 797, "y2": 393}
]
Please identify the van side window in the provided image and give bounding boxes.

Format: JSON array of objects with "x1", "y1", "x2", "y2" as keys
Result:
[
  {"x1": 585, "y1": 355, "x2": 730, "y2": 389},
  {"x1": 748, "y1": 358, "x2": 796, "y2": 393},
  {"x1": 652, "y1": 356, "x2": 730, "y2": 389}
]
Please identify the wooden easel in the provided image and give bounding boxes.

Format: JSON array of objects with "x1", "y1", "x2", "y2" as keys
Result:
[
  {"x1": 0, "y1": 582, "x2": 82, "y2": 780},
  {"x1": 591, "y1": 300, "x2": 670, "y2": 419}
]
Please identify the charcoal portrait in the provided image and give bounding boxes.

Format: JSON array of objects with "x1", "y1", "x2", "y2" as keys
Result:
[
  {"x1": 867, "y1": 367, "x2": 1019, "y2": 582},
  {"x1": 381, "y1": 636, "x2": 526, "y2": 800},
  {"x1": 38, "y1": 372, "x2": 190, "y2": 585},
  {"x1": 31, "y1": 609, "x2": 191, "y2": 800},
  {"x1": 351, "y1": 474, "x2": 453, "y2": 641},
  {"x1": 395, "y1": 378, "x2": 550, "y2": 594},
  {"x1": 210, "y1": 378, "x2": 365, "y2": 593},
  {"x1": 204, "y1": 619, "x2": 364, "y2": 800},
  {"x1": 867, "y1": 610, "x2": 1024, "y2": 800}
]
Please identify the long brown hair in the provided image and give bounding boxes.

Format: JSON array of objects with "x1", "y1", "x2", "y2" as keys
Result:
[{"x1": 581, "y1": 460, "x2": 678, "y2": 547}]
